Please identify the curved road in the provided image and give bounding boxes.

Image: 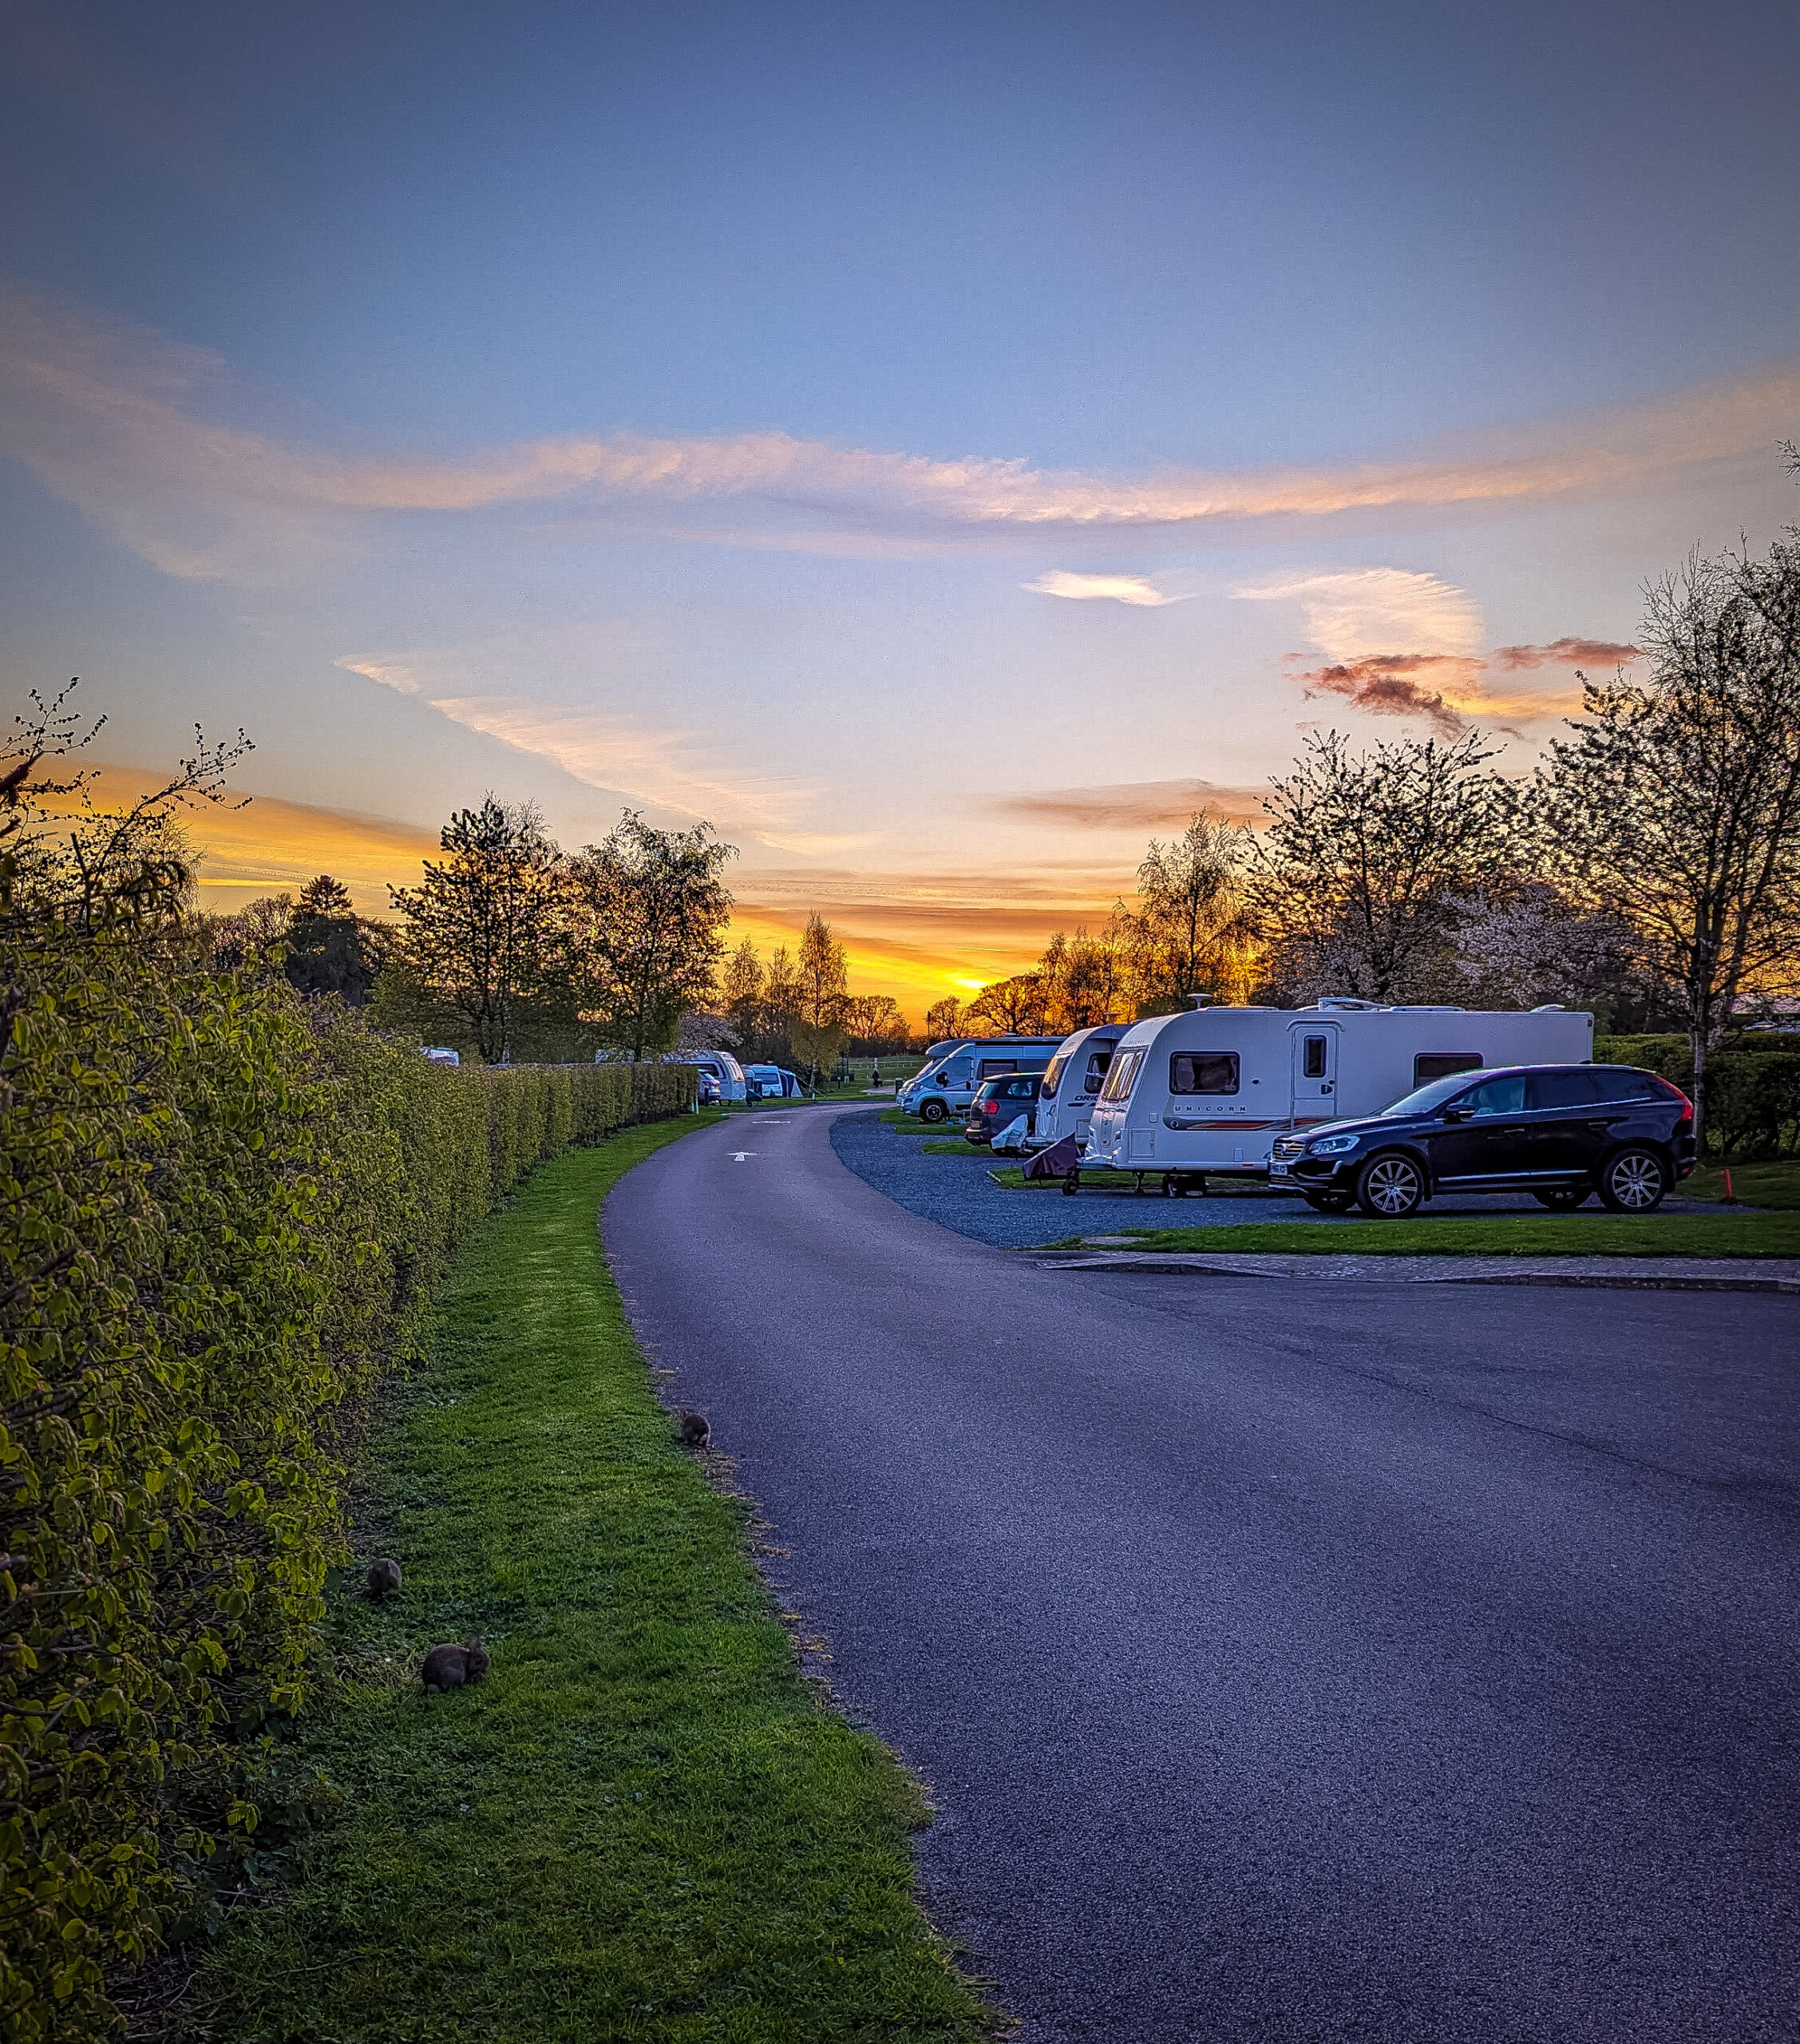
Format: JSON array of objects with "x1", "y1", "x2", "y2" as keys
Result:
[{"x1": 605, "y1": 1108, "x2": 1799, "y2": 2043}]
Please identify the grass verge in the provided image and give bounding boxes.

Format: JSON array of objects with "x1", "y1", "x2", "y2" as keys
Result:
[
  {"x1": 1035, "y1": 1212, "x2": 1800, "y2": 1258},
  {"x1": 1683, "y1": 1159, "x2": 1800, "y2": 1209},
  {"x1": 184, "y1": 1117, "x2": 991, "y2": 2043}
]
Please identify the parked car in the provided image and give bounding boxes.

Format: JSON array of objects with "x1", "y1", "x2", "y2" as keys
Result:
[
  {"x1": 695, "y1": 1070, "x2": 722, "y2": 1106},
  {"x1": 1266, "y1": 1064, "x2": 1695, "y2": 1217},
  {"x1": 421, "y1": 1046, "x2": 461, "y2": 1065},
  {"x1": 964, "y1": 1073, "x2": 1042, "y2": 1145}
]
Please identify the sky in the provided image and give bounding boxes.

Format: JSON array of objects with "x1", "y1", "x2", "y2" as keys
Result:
[{"x1": 3, "y1": 0, "x2": 1798, "y2": 1014}]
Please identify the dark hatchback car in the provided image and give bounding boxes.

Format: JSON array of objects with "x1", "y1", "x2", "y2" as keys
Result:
[
  {"x1": 1268, "y1": 1064, "x2": 1695, "y2": 1218},
  {"x1": 964, "y1": 1073, "x2": 1042, "y2": 1146}
]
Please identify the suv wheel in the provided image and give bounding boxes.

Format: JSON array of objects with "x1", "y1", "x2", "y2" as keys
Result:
[
  {"x1": 1598, "y1": 1147, "x2": 1667, "y2": 1213},
  {"x1": 1355, "y1": 1151, "x2": 1426, "y2": 1218},
  {"x1": 1533, "y1": 1186, "x2": 1592, "y2": 1211},
  {"x1": 919, "y1": 1098, "x2": 948, "y2": 1124}
]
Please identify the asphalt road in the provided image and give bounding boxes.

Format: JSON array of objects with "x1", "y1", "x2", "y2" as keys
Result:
[{"x1": 604, "y1": 1108, "x2": 1800, "y2": 2043}]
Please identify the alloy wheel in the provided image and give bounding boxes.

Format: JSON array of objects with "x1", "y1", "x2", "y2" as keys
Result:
[
  {"x1": 1604, "y1": 1151, "x2": 1665, "y2": 1211},
  {"x1": 1359, "y1": 1155, "x2": 1423, "y2": 1218}
]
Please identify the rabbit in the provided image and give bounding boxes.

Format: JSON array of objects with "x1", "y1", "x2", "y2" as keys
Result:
[
  {"x1": 366, "y1": 1557, "x2": 402, "y2": 1599},
  {"x1": 421, "y1": 1636, "x2": 489, "y2": 1693},
  {"x1": 674, "y1": 1408, "x2": 710, "y2": 1448}
]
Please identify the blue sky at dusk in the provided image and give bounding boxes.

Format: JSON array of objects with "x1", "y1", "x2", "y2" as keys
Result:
[{"x1": 3, "y1": 0, "x2": 1798, "y2": 1006}]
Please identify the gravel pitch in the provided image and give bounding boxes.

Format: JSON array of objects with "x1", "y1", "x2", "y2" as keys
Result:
[{"x1": 828, "y1": 1108, "x2": 1719, "y2": 1248}]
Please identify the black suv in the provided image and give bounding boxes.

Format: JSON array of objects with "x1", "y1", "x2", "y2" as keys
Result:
[
  {"x1": 963, "y1": 1073, "x2": 1042, "y2": 1146},
  {"x1": 1268, "y1": 1064, "x2": 1695, "y2": 1218}
]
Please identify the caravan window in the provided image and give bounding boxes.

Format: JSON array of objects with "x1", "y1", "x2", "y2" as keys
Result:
[
  {"x1": 1414, "y1": 1052, "x2": 1482, "y2": 1083},
  {"x1": 977, "y1": 1058, "x2": 1019, "y2": 1079},
  {"x1": 1301, "y1": 1036, "x2": 1329, "y2": 1079},
  {"x1": 1169, "y1": 1052, "x2": 1239, "y2": 1095},
  {"x1": 1082, "y1": 1050, "x2": 1112, "y2": 1091},
  {"x1": 1099, "y1": 1048, "x2": 1144, "y2": 1103},
  {"x1": 1039, "y1": 1051, "x2": 1071, "y2": 1099}
]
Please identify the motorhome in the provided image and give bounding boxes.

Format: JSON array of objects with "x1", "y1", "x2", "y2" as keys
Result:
[
  {"x1": 1030, "y1": 1024, "x2": 1129, "y2": 1150},
  {"x1": 899, "y1": 1035, "x2": 1066, "y2": 1124},
  {"x1": 1078, "y1": 999, "x2": 1593, "y2": 1186}
]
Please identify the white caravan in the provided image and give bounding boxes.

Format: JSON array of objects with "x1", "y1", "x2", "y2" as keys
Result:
[
  {"x1": 682, "y1": 1050, "x2": 749, "y2": 1103},
  {"x1": 1081, "y1": 998, "x2": 1593, "y2": 1182},
  {"x1": 1031, "y1": 1024, "x2": 1129, "y2": 1150}
]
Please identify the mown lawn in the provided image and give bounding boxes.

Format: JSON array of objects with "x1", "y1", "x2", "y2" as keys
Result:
[
  {"x1": 1682, "y1": 1159, "x2": 1800, "y2": 1209},
  {"x1": 187, "y1": 1119, "x2": 991, "y2": 2044},
  {"x1": 1035, "y1": 1212, "x2": 1800, "y2": 1258}
]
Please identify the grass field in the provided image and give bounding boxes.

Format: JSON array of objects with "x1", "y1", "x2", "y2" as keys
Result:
[
  {"x1": 1036, "y1": 1212, "x2": 1800, "y2": 1258},
  {"x1": 184, "y1": 1117, "x2": 991, "y2": 2043}
]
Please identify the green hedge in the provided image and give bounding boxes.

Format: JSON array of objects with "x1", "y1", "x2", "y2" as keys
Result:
[
  {"x1": 0, "y1": 928, "x2": 694, "y2": 2041},
  {"x1": 1595, "y1": 1032, "x2": 1800, "y2": 1159}
]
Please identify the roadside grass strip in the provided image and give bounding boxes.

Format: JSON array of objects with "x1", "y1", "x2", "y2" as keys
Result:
[
  {"x1": 192, "y1": 1122, "x2": 991, "y2": 2044},
  {"x1": 1034, "y1": 1212, "x2": 1800, "y2": 1258},
  {"x1": 1683, "y1": 1160, "x2": 1800, "y2": 1209}
]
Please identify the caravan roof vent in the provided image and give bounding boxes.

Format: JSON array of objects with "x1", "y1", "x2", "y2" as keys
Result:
[
  {"x1": 1185, "y1": 993, "x2": 1216, "y2": 1010},
  {"x1": 1315, "y1": 996, "x2": 1379, "y2": 1011}
]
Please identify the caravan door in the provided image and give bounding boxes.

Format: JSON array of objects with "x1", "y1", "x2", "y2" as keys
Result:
[{"x1": 1291, "y1": 1023, "x2": 1339, "y2": 1125}]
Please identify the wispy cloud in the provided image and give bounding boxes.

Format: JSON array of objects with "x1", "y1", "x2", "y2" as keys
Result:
[
  {"x1": 984, "y1": 778, "x2": 1271, "y2": 830},
  {"x1": 7, "y1": 278, "x2": 1800, "y2": 577},
  {"x1": 334, "y1": 648, "x2": 835, "y2": 848},
  {"x1": 1236, "y1": 568, "x2": 1485, "y2": 662},
  {"x1": 1489, "y1": 636, "x2": 1639, "y2": 669},
  {"x1": 1021, "y1": 570, "x2": 1189, "y2": 605}
]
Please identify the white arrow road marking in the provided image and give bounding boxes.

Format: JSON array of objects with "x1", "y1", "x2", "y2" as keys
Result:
[{"x1": 730, "y1": 1151, "x2": 757, "y2": 1162}]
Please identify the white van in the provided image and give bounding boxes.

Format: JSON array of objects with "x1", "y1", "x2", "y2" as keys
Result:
[
  {"x1": 900, "y1": 1036, "x2": 1065, "y2": 1125},
  {"x1": 1031, "y1": 1024, "x2": 1129, "y2": 1150},
  {"x1": 1081, "y1": 998, "x2": 1593, "y2": 1183}
]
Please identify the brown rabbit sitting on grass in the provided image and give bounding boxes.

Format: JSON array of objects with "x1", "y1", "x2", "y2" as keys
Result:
[
  {"x1": 421, "y1": 1637, "x2": 489, "y2": 1693},
  {"x1": 366, "y1": 1557, "x2": 402, "y2": 1598}
]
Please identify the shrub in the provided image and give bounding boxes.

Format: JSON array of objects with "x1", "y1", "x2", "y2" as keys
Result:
[{"x1": 0, "y1": 922, "x2": 694, "y2": 2040}]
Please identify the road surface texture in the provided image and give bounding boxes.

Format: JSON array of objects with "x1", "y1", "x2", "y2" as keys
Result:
[
  {"x1": 831, "y1": 1107, "x2": 1731, "y2": 1249},
  {"x1": 606, "y1": 1109, "x2": 1799, "y2": 2043}
]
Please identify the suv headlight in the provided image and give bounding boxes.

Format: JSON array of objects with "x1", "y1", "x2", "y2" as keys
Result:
[{"x1": 1307, "y1": 1134, "x2": 1360, "y2": 1155}]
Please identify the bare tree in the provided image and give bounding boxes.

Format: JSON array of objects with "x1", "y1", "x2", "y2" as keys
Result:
[
  {"x1": 924, "y1": 994, "x2": 964, "y2": 1042},
  {"x1": 1541, "y1": 537, "x2": 1800, "y2": 1137},
  {"x1": 963, "y1": 973, "x2": 1045, "y2": 1034},
  {"x1": 1251, "y1": 729, "x2": 1524, "y2": 1004},
  {"x1": 5, "y1": 679, "x2": 251, "y2": 933},
  {"x1": 387, "y1": 797, "x2": 565, "y2": 1064},
  {"x1": 566, "y1": 812, "x2": 736, "y2": 1064}
]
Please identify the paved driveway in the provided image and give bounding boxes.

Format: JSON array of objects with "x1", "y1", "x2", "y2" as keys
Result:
[{"x1": 605, "y1": 1109, "x2": 1799, "y2": 2043}]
